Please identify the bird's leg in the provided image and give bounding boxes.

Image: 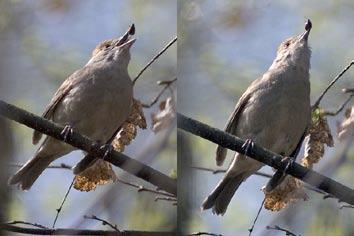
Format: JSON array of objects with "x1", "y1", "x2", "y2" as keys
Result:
[
  {"x1": 281, "y1": 156, "x2": 295, "y2": 173},
  {"x1": 60, "y1": 124, "x2": 74, "y2": 142},
  {"x1": 100, "y1": 143, "x2": 114, "y2": 160},
  {"x1": 241, "y1": 139, "x2": 255, "y2": 156}
]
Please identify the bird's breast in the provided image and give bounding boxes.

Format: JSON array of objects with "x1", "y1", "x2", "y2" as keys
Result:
[{"x1": 54, "y1": 74, "x2": 133, "y2": 142}]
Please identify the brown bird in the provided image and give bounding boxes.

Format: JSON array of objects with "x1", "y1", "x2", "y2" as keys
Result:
[
  {"x1": 202, "y1": 20, "x2": 312, "y2": 215},
  {"x1": 9, "y1": 24, "x2": 136, "y2": 190}
]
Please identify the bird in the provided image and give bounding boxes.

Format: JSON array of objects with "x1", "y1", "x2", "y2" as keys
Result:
[
  {"x1": 9, "y1": 24, "x2": 136, "y2": 190},
  {"x1": 202, "y1": 20, "x2": 312, "y2": 215}
]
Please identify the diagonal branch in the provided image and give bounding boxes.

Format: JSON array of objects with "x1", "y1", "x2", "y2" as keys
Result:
[
  {"x1": 133, "y1": 36, "x2": 177, "y2": 85},
  {"x1": 312, "y1": 60, "x2": 354, "y2": 109},
  {"x1": 0, "y1": 100, "x2": 176, "y2": 195},
  {"x1": 177, "y1": 113, "x2": 354, "y2": 205}
]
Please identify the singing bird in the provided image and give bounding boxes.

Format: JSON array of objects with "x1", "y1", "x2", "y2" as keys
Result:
[
  {"x1": 9, "y1": 25, "x2": 136, "y2": 190},
  {"x1": 202, "y1": 20, "x2": 312, "y2": 215}
]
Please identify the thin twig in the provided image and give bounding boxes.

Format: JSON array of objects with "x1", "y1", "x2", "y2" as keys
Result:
[
  {"x1": 0, "y1": 223, "x2": 174, "y2": 235},
  {"x1": 191, "y1": 166, "x2": 272, "y2": 178},
  {"x1": 10, "y1": 163, "x2": 72, "y2": 170},
  {"x1": 189, "y1": 232, "x2": 223, "y2": 236},
  {"x1": 133, "y1": 36, "x2": 177, "y2": 84},
  {"x1": 117, "y1": 178, "x2": 175, "y2": 197},
  {"x1": 313, "y1": 60, "x2": 354, "y2": 109},
  {"x1": 7, "y1": 221, "x2": 48, "y2": 229},
  {"x1": 248, "y1": 198, "x2": 265, "y2": 236},
  {"x1": 52, "y1": 178, "x2": 74, "y2": 228},
  {"x1": 154, "y1": 196, "x2": 177, "y2": 203},
  {"x1": 266, "y1": 225, "x2": 299, "y2": 236},
  {"x1": 340, "y1": 204, "x2": 354, "y2": 209},
  {"x1": 142, "y1": 78, "x2": 177, "y2": 108},
  {"x1": 83, "y1": 215, "x2": 120, "y2": 232},
  {"x1": 323, "y1": 93, "x2": 354, "y2": 116}
]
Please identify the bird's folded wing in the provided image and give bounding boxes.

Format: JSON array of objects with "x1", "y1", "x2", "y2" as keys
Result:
[
  {"x1": 215, "y1": 91, "x2": 251, "y2": 166},
  {"x1": 32, "y1": 67, "x2": 90, "y2": 145}
]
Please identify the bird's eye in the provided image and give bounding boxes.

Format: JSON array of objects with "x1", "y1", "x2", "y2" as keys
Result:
[{"x1": 284, "y1": 42, "x2": 290, "y2": 48}]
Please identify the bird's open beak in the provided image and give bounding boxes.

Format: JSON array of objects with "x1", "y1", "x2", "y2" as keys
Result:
[
  {"x1": 114, "y1": 24, "x2": 135, "y2": 47},
  {"x1": 118, "y1": 38, "x2": 136, "y2": 50},
  {"x1": 300, "y1": 19, "x2": 312, "y2": 41}
]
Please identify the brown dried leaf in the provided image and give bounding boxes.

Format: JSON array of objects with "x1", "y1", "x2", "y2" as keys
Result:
[
  {"x1": 264, "y1": 176, "x2": 308, "y2": 211},
  {"x1": 151, "y1": 97, "x2": 176, "y2": 133},
  {"x1": 74, "y1": 159, "x2": 117, "y2": 192},
  {"x1": 337, "y1": 106, "x2": 354, "y2": 141},
  {"x1": 74, "y1": 99, "x2": 146, "y2": 191},
  {"x1": 263, "y1": 108, "x2": 332, "y2": 211},
  {"x1": 112, "y1": 99, "x2": 147, "y2": 152},
  {"x1": 302, "y1": 108, "x2": 333, "y2": 168}
]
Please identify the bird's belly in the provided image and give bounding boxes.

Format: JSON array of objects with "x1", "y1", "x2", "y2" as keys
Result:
[{"x1": 236, "y1": 89, "x2": 310, "y2": 155}]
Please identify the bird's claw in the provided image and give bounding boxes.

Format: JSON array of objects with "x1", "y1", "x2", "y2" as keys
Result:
[
  {"x1": 100, "y1": 144, "x2": 114, "y2": 160},
  {"x1": 281, "y1": 156, "x2": 294, "y2": 173},
  {"x1": 60, "y1": 125, "x2": 74, "y2": 142},
  {"x1": 241, "y1": 139, "x2": 254, "y2": 156}
]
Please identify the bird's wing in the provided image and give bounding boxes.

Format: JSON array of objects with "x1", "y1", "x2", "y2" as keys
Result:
[
  {"x1": 32, "y1": 67, "x2": 89, "y2": 145},
  {"x1": 215, "y1": 86, "x2": 254, "y2": 166}
]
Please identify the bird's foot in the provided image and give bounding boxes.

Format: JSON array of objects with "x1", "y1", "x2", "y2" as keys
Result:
[
  {"x1": 241, "y1": 139, "x2": 255, "y2": 156},
  {"x1": 281, "y1": 156, "x2": 294, "y2": 173},
  {"x1": 60, "y1": 125, "x2": 74, "y2": 142},
  {"x1": 100, "y1": 144, "x2": 114, "y2": 160}
]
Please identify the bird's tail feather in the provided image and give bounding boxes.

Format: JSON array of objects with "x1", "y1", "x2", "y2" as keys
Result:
[
  {"x1": 202, "y1": 171, "x2": 250, "y2": 215},
  {"x1": 8, "y1": 152, "x2": 57, "y2": 190}
]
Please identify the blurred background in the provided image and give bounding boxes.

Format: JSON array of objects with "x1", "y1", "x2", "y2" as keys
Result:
[
  {"x1": 0, "y1": 0, "x2": 176, "y2": 233},
  {"x1": 179, "y1": 0, "x2": 354, "y2": 236}
]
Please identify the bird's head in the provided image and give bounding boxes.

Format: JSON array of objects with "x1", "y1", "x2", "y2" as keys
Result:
[
  {"x1": 87, "y1": 24, "x2": 136, "y2": 68},
  {"x1": 272, "y1": 19, "x2": 312, "y2": 71}
]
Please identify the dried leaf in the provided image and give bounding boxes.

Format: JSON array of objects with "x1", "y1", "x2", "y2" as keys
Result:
[
  {"x1": 302, "y1": 108, "x2": 333, "y2": 168},
  {"x1": 264, "y1": 176, "x2": 308, "y2": 211},
  {"x1": 74, "y1": 99, "x2": 146, "y2": 191},
  {"x1": 112, "y1": 99, "x2": 147, "y2": 152},
  {"x1": 337, "y1": 106, "x2": 354, "y2": 141},
  {"x1": 151, "y1": 97, "x2": 176, "y2": 133},
  {"x1": 74, "y1": 159, "x2": 117, "y2": 192},
  {"x1": 263, "y1": 108, "x2": 333, "y2": 211}
]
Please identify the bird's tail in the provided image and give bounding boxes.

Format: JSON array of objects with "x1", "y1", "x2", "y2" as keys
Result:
[
  {"x1": 8, "y1": 151, "x2": 57, "y2": 190},
  {"x1": 201, "y1": 170, "x2": 251, "y2": 215}
]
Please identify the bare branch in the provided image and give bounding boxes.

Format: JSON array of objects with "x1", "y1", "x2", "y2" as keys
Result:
[
  {"x1": 340, "y1": 204, "x2": 354, "y2": 209},
  {"x1": 0, "y1": 100, "x2": 176, "y2": 195},
  {"x1": 0, "y1": 222, "x2": 174, "y2": 235},
  {"x1": 248, "y1": 199, "x2": 265, "y2": 236},
  {"x1": 323, "y1": 93, "x2": 354, "y2": 116},
  {"x1": 133, "y1": 37, "x2": 177, "y2": 85},
  {"x1": 6, "y1": 221, "x2": 48, "y2": 229},
  {"x1": 154, "y1": 196, "x2": 177, "y2": 204},
  {"x1": 142, "y1": 78, "x2": 177, "y2": 108},
  {"x1": 177, "y1": 113, "x2": 354, "y2": 205},
  {"x1": 52, "y1": 179, "x2": 74, "y2": 228},
  {"x1": 266, "y1": 225, "x2": 299, "y2": 236},
  {"x1": 117, "y1": 178, "x2": 175, "y2": 198},
  {"x1": 84, "y1": 215, "x2": 120, "y2": 232},
  {"x1": 313, "y1": 60, "x2": 354, "y2": 109},
  {"x1": 191, "y1": 166, "x2": 272, "y2": 178},
  {"x1": 189, "y1": 232, "x2": 223, "y2": 236},
  {"x1": 10, "y1": 163, "x2": 72, "y2": 170}
]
